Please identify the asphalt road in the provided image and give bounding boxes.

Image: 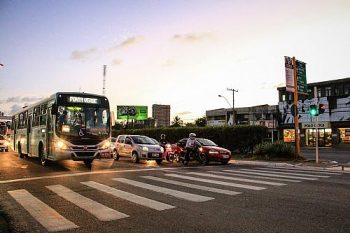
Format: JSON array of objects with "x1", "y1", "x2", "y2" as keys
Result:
[{"x1": 0, "y1": 152, "x2": 349, "y2": 233}]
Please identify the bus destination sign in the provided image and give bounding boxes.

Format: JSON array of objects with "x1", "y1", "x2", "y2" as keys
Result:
[{"x1": 68, "y1": 96, "x2": 99, "y2": 104}]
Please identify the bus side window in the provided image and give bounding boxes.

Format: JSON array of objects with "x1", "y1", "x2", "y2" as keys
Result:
[{"x1": 40, "y1": 104, "x2": 47, "y2": 125}]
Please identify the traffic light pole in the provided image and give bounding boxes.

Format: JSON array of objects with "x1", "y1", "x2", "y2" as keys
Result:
[
  {"x1": 292, "y1": 57, "x2": 301, "y2": 158},
  {"x1": 314, "y1": 86, "x2": 319, "y2": 163}
]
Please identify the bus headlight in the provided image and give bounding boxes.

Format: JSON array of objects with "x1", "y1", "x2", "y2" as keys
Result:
[
  {"x1": 55, "y1": 140, "x2": 68, "y2": 150},
  {"x1": 99, "y1": 140, "x2": 111, "y2": 150}
]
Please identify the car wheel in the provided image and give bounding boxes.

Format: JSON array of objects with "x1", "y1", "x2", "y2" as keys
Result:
[
  {"x1": 201, "y1": 154, "x2": 209, "y2": 165},
  {"x1": 132, "y1": 152, "x2": 139, "y2": 163},
  {"x1": 84, "y1": 159, "x2": 93, "y2": 168},
  {"x1": 113, "y1": 149, "x2": 120, "y2": 161},
  {"x1": 221, "y1": 160, "x2": 229, "y2": 165},
  {"x1": 156, "y1": 159, "x2": 162, "y2": 165}
]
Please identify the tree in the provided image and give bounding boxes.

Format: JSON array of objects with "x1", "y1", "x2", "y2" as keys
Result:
[
  {"x1": 195, "y1": 116, "x2": 207, "y2": 127},
  {"x1": 185, "y1": 122, "x2": 195, "y2": 127},
  {"x1": 171, "y1": 115, "x2": 184, "y2": 127}
]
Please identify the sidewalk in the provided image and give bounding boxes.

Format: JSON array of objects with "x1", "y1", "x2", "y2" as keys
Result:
[{"x1": 229, "y1": 159, "x2": 350, "y2": 173}]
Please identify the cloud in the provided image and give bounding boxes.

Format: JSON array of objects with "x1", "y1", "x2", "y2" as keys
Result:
[
  {"x1": 161, "y1": 59, "x2": 176, "y2": 67},
  {"x1": 260, "y1": 82, "x2": 285, "y2": 90},
  {"x1": 0, "y1": 96, "x2": 43, "y2": 104},
  {"x1": 176, "y1": 111, "x2": 192, "y2": 116},
  {"x1": 111, "y1": 59, "x2": 123, "y2": 66},
  {"x1": 172, "y1": 32, "x2": 213, "y2": 43},
  {"x1": 9, "y1": 104, "x2": 22, "y2": 115},
  {"x1": 70, "y1": 47, "x2": 97, "y2": 60},
  {"x1": 109, "y1": 36, "x2": 144, "y2": 51}
]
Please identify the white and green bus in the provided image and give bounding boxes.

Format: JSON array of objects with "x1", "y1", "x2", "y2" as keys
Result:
[{"x1": 10, "y1": 92, "x2": 112, "y2": 167}]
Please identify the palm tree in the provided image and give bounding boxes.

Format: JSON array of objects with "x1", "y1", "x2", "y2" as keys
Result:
[{"x1": 171, "y1": 116, "x2": 184, "y2": 127}]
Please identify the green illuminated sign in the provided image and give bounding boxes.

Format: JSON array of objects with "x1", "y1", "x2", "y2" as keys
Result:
[{"x1": 117, "y1": 106, "x2": 148, "y2": 120}]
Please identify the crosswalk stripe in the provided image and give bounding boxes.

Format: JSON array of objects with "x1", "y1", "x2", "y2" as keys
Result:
[
  {"x1": 113, "y1": 178, "x2": 214, "y2": 202},
  {"x1": 238, "y1": 169, "x2": 330, "y2": 178},
  {"x1": 210, "y1": 171, "x2": 302, "y2": 183},
  {"x1": 8, "y1": 189, "x2": 78, "y2": 232},
  {"x1": 256, "y1": 167, "x2": 341, "y2": 175},
  {"x1": 81, "y1": 181, "x2": 174, "y2": 211},
  {"x1": 140, "y1": 176, "x2": 241, "y2": 196},
  {"x1": 165, "y1": 174, "x2": 266, "y2": 190},
  {"x1": 187, "y1": 172, "x2": 286, "y2": 186},
  {"x1": 46, "y1": 185, "x2": 129, "y2": 221},
  {"x1": 222, "y1": 170, "x2": 318, "y2": 180}
]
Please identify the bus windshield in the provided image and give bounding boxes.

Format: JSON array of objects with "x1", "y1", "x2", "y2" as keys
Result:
[{"x1": 56, "y1": 106, "x2": 110, "y2": 137}]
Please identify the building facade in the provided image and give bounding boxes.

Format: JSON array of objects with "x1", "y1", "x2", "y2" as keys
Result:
[
  {"x1": 277, "y1": 77, "x2": 350, "y2": 147},
  {"x1": 152, "y1": 104, "x2": 171, "y2": 127},
  {"x1": 206, "y1": 104, "x2": 278, "y2": 139}
]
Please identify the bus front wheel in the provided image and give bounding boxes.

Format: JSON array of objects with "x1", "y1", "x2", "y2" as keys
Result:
[{"x1": 18, "y1": 143, "x2": 24, "y2": 159}]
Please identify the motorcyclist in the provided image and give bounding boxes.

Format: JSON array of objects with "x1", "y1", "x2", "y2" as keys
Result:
[
  {"x1": 159, "y1": 134, "x2": 167, "y2": 146},
  {"x1": 184, "y1": 133, "x2": 201, "y2": 164}
]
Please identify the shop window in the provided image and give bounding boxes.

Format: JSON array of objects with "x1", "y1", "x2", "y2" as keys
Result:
[
  {"x1": 345, "y1": 85, "x2": 350, "y2": 95},
  {"x1": 283, "y1": 129, "x2": 295, "y2": 143},
  {"x1": 317, "y1": 88, "x2": 322, "y2": 97},
  {"x1": 339, "y1": 128, "x2": 350, "y2": 143},
  {"x1": 325, "y1": 87, "x2": 332, "y2": 97}
]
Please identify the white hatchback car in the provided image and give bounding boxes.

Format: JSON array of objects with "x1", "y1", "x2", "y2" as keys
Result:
[
  {"x1": 114, "y1": 135, "x2": 164, "y2": 164},
  {"x1": 0, "y1": 135, "x2": 10, "y2": 152}
]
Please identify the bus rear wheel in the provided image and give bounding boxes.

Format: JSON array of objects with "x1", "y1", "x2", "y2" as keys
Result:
[{"x1": 39, "y1": 144, "x2": 48, "y2": 166}]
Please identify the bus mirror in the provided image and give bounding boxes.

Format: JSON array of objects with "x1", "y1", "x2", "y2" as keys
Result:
[
  {"x1": 51, "y1": 104, "x2": 58, "y2": 115},
  {"x1": 111, "y1": 111, "x2": 116, "y2": 126}
]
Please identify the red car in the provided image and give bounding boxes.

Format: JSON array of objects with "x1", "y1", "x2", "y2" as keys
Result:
[{"x1": 172, "y1": 138, "x2": 231, "y2": 165}]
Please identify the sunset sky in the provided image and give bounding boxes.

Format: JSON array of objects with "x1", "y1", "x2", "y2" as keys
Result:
[{"x1": 1, "y1": 0, "x2": 349, "y2": 121}]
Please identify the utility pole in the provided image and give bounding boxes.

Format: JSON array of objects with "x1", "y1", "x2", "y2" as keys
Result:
[
  {"x1": 227, "y1": 88, "x2": 238, "y2": 125},
  {"x1": 102, "y1": 65, "x2": 107, "y2": 96},
  {"x1": 292, "y1": 57, "x2": 301, "y2": 158}
]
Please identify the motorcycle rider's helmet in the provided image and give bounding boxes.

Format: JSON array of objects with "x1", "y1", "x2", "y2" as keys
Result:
[
  {"x1": 161, "y1": 134, "x2": 166, "y2": 139},
  {"x1": 189, "y1": 133, "x2": 196, "y2": 139}
]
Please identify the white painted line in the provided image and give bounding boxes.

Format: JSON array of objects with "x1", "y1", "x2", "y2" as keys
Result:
[
  {"x1": 0, "y1": 167, "x2": 182, "y2": 184},
  {"x1": 211, "y1": 171, "x2": 302, "y2": 183},
  {"x1": 238, "y1": 169, "x2": 330, "y2": 178},
  {"x1": 46, "y1": 185, "x2": 129, "y2": 221},
  {"x1": 222, "y1": 170, "x2": 317, "y2": 180},
  {"x1": 273, "y1": 166, "x2": 344, "y2": 173},
  {"x1": 8, "y1": 189, "x2": 78, "y2": 232},
  {"x1": 113, "y1": 178, "x2": 214, "y2": 202},
  {"x1": 81, "y1": 181, "x2": 174, "y2": 211},
  {"x1": 165, "y1": 174, "x2": 266, "y2": 191},
  {"x1": 256, "y1": 167, "x2": 341, "y2": 175},
  {"x1": 140, "y1": 176, "x2": 241, "y2": 196},
  {"x1": 187, "y1": 172, "x2": 286, "y2": 186}
]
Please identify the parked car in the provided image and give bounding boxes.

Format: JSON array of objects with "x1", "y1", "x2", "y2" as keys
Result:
[
  {"x1": 0, "y1": 135, "x2": 10, "y2": 152},
  {"x1": 114, "y1": 135, "x2": 164, "y2": 164},
  {"x1": 172, "y1": 138, "x2": 231, "y2": 165}
]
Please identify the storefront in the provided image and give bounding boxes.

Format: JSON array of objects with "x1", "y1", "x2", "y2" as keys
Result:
[
  {"x1": 339, "y1": 128, "x2": 350, "y2": 144},
  {"x1": 305, "y1": 128, "x2": 332, "y2": 147}
]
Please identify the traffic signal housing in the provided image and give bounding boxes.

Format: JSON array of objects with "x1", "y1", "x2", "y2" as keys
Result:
[
  {"x1": 319, "y1": 104, "x2": 326, "y2": 114},
  {"x1": 309, "y1": 105, "x2": 319, "y2": 116}
]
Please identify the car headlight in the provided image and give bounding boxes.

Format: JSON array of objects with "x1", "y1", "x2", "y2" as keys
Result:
[
  {"x1": 55, "y1": 140, "x2": 68, "y2": 150},
  {"x1": 160, "y1": 147, "x2": 164, "y2": 153},
  {"x1": 209, "y1": 149, "x2": 219, "y2": 154},
  {"x1": 100, "y1": 140, "x2": 111, "y2": 150},
  {"x1": 142, "y1": 146, "x2": 149, "y2": 152}
]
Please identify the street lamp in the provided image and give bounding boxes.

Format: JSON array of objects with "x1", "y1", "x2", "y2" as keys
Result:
[
  {"x1": 218, "y1": 94, "x2": 234, "y2": 125},
  {"x1": 226, "y1": 88, "x2": 238, "y2": 125}
]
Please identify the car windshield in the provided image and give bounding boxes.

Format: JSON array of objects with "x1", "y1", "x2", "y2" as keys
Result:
[
  {"x1": 131, "y1": 136, "x2": 156, "y2": 145},
  {"x1": 196, "y1": 138, "x2": 217, "y2": 146},
  {"x1": 56, "y1": 106, "x2": 110, "y2": 137}
]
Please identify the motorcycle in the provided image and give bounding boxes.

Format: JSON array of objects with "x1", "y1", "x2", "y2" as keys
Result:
[{"x1": 179, "y1": 145, "x2": 204, "y2": 165}]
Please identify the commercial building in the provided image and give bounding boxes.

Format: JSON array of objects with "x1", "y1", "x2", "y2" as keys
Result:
[
  {"x1": 277, "y1": 77, "x2": 350, "y2": 147},
  {"x1": 152, "y1": 104, "x2": 171, "y2": 127},
  {"x1": 206, "y1": 104, "x2": 278, "y2": 139}
]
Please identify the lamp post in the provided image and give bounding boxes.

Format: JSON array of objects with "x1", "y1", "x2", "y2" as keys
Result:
[
  {"x1": 226, "y1": 88, "x2": 238, "y2": 125},
  {"x1": 218, "y1": 94, "x2": 234, "y2": 125}
]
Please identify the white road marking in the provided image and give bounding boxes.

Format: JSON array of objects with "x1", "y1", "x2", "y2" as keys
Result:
[
  {"x1": 8, "y1": 189, "x2": 78, "y2": 232},
  {"x1": 0, "y1": 167, "x2": 182, "y2": 184},
  {"x1": 210, "y1": 171, "x2": 302, "y2": 183},
  {"x1": 256, "y1": 167, "x2": 341, "y2": 175},
  {"x1": 222, "y1": 170, "x2": 318, "y2": 180},
  {"x1": 113, "y1": 178, "x2": 214, "y2": 202},
  {"x1": 140, "y1": 176, "x2": 241, "y2": 196},
  {"x1": 46, "y1": 185, "x2": 129, "y2": 221},
  {"x1": 238, "y1": 169, "x2": 330, "y2": 178},
  {"x1": 187, "y1": 172, "x2": 286, "y2": 186},
  {"x1": 165, "y1": 174, "x2": 266, "y2": 190},
  {"x1": 81, "y1": 181, "x2": 174, "y2": 211}
]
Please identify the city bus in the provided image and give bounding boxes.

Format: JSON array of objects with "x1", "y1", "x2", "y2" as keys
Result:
[{"x1": 10, "y1": 92, "x2": 112, "y2": 167}]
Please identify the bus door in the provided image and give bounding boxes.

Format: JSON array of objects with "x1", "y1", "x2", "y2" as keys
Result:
[
  {"x1": 27, "y1": 115, "x2": 32, "y2": 154},
  {"x1": 46, "y1": 108, "x2": 54, "y2": 157}
]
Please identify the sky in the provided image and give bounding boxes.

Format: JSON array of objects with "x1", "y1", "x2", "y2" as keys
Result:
[{"x1": 1, "y1": 0, "x2": 350, "y2": 122}]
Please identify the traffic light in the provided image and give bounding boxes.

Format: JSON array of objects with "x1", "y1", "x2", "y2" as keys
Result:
[
  {"x1": 319, "y1": 104, "x2": 326, "y2": 114},
  {"x1": 309, "y1": 105, "x2": 319, "y2": 116}
]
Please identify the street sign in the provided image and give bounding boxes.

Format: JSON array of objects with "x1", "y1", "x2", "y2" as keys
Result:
[
  {"x1": 296, "y1": 60, "x2": 307, "y2": 94},
  {"x1": 301, "y1": 122, "x2": 330, "y2": 129},
  {"x1": 284, "y1": 56, "x2": 307, "y2": 94}
]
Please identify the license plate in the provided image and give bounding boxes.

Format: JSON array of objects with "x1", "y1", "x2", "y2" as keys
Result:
[
  {"x1": 152, "y1": 153, "x2": 159, "y2": 157},
  {"x1": 222, "y1": 155, "x2": 229, "y2": 159}
]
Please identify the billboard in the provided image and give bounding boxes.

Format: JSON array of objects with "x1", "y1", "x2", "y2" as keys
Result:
[
  {"x1": 284, "y1": 56, "x2": 307, "y2": 94},
  {"x1": 117, "y1": 106, "x2": 148, "y2": 120}
]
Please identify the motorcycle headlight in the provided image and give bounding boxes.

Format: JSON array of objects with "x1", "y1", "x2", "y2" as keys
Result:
[
  {"x1": 160, "y1": 147, "x2": 164, "y2": 153},
  {"x1": 100, "y1": 140, "x2": 111, "y2": 150},
  {"x1": 166, "y1": 144, "x2": 171, "y2": 148},
  {"x1": 55, "y1": 140, "x2": 68, "y2": 150},
  {"x1": 142, "y1": 146, "x2": 149, "y2": 152},
  {"x1": 198, "y1": 147, "x2": 203, "y2": 153}
]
